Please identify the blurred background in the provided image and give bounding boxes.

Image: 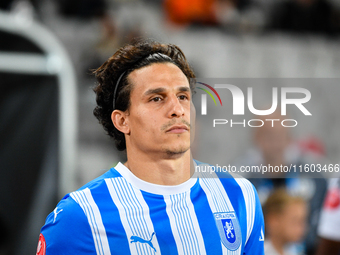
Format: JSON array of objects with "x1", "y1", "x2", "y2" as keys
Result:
[{"x1": 0, "y1": 0, "x2": 339, "y2": 254}]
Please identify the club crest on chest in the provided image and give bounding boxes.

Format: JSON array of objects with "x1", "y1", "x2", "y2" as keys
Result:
[{"x1": 214, "y1": 212, "x2": 242, "y2": 251}]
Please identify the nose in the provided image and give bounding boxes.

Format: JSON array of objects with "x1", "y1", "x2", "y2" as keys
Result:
[{"x1": 167, "y1": 95, "x2": 185, "y2": 118}]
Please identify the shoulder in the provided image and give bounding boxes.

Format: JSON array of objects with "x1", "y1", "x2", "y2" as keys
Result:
[
  {"x1": 42, "y1": 194, "x2": 87, "y2": 230},
  {"x1": 40, "y1": 167, "x2": 121, "y2": 253},
  {"x1": 41, "y1": 194, "x2": 96, "y2": 253},
  {"x1": 47, "y1": 166, "x2": 121, "y2": 229},
  {"x1": 77, "y1": 166, "x2": 122, "y2": 191}
]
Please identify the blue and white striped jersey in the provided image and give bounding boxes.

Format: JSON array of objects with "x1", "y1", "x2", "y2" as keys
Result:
[{"x1": 40, "y1": 161, "x2": 264, "y2": 255}]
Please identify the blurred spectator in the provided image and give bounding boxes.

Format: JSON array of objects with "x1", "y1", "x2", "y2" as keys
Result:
[
  {"x1": 263, "y1": 189, "x2": 308, "y2": 255},
  {"x1": 269, "y1": 0, "x2": 340, "y2": 36},
  {"x1": 214, "y1": 0, "x2": 265, "y2": 32},
  {"x1": 56, "y1": 0, "x2": 118, "y2": 47},
  {"x1": 55, "y1": 0, "x2": 145, "y2": 76},
  {"x1": 236, "y1": 112, "x2": 328, "y2": 254},
  {"x1": 164, "y1": 0, "x2": 218, "y2": 26},
  {"x1": 164, "y1": 0, "x2": 264, "y2": 32},
  {"x1": 315, "y1": 178, "x2": 340, "y2": 255}
]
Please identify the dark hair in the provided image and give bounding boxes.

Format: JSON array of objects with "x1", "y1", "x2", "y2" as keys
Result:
[
  {"x1": 93, "y1": 39, "x2": 196, "y2": 151},
  {"x1": 263, "y1": 188, "x2": 306, "y2": 219}
]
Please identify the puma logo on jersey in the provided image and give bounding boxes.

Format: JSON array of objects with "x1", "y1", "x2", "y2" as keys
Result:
[
  {"x1": 259, "y1": 227, "x2": 265, "y2": 241},
  {"x1": 53, "y1": 207, "x2": 63, "y2": 223},
  {"x1": 130, "y1": 232, "x2": 156, "y2": 252}
]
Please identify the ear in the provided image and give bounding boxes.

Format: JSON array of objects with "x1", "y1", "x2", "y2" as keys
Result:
[{"x1": 111, "y1": 110, "x2": 130, "y2": 135}]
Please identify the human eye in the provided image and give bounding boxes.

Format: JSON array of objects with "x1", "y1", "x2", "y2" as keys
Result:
[
  {"x1": 178, "y1": 94, "x2": 189, "y2": 100},
  {"x1": 150, "y1": 96, "x2": 162, "y2": 102}
]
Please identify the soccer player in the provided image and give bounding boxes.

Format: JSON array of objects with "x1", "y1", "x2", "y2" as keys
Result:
[{"x1": 37, "y1": 40, "x2": 265, "y2": 255}]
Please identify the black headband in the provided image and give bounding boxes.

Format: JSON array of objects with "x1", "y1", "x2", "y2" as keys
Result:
[{"x1": 112, "y1": 71, "x2": 126, "y2": 110}]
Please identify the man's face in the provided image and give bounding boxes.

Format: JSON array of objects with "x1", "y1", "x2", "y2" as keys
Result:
[
  {"x1": 256, "y1": 124, "x2": 289, "y2": 159},
  {"x1": 279, "y1": 202, "x2": 307, "y2": 243},
  {"x1": 267, "y1": 202, "x2": 307, "y2": 244},
  {"x1": 125, "y1": 62, "x2": 195, "y2": 157}
]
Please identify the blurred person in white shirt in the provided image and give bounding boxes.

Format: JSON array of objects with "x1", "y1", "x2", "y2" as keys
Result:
[
  {"x1": 263, "y1": 188, "x2": 308, "y2": 255},
  {"x1": 316, "y1": 178, "x2": 340, "y2": 255}
]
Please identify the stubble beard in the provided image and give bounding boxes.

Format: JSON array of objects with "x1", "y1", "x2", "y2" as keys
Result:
[
  {"x1": 165, "y1": 147, "x2": 189, "y2": 156},
  {"x1": 164, "y1": 136, "x2": 190, "y2": 157},
  {"x1": 161, "y1": 119, "x2": 192, "y2": 157}
]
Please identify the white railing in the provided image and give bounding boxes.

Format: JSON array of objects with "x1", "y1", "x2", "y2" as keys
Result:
[{"x1": 0, "y1": 10, "x2": 78, "y2": 198}]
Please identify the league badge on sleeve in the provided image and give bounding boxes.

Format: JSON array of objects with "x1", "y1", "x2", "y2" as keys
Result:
[
  {"x1": 214, "y1": 212, "x2": 242, "y2": 251},
  {"x1": 36, "y1": 234, "x2": 46, "y2": 255}
]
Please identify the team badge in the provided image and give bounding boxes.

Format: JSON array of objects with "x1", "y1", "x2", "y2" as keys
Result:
[{"x1": 214, "y1": 212, "x2": 242, "y2": 251}]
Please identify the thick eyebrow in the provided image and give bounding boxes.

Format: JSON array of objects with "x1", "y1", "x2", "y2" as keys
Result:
[
  {"x1": 178, "y1": 86, "x2": 190, "y2": 92},
  {"x1": 144, "y1": 87, "x2": 166, "y2": 96},
  {"x1": 144, "y1": 86, "x2": 190, "y2": 96}
]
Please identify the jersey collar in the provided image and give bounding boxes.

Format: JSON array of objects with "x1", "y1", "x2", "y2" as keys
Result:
[{"x1": 113, "y1": 162, "x2": 198, "y2": 195}]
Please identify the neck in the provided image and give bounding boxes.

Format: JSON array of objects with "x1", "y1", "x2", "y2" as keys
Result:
[
  {"x1": 269, "y1": 237, "x2": 286, "y2": 255},
  {"x1": 124, "y1": 149, "x2": 193, "y2": 186}
]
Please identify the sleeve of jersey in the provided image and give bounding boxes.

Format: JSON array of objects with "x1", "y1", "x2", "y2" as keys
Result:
[
  {"x1": 40, "y1": 195, "x2": 97, "y2": 254},
  {"x1": 243, "y1": 185, "x2": 265, "y2": 255}
]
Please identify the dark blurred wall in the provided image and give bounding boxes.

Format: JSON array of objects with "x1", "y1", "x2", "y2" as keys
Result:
[{"x1": 0, "y1": 30, "x2": 59, "y2": 255}]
